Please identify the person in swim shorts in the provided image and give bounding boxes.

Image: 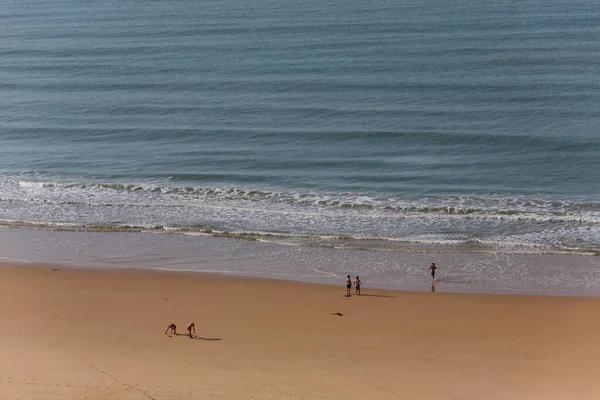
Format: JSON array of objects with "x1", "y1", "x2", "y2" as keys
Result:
[
  {"x1": 186, "y1": 322, "x2": 196, "y2": 338},
  {"x1": 165, "y1": 323, "x2": 178, "y2": 335},
  {"x1": 429, "y1": 263, "x2": 437, "y2": 282},
  {"x1": 345, "y1": 275, "x2": 352, "y2": 295},
  {"x1": 353, "y1": 276, "x2": 361, "y2": 295}
]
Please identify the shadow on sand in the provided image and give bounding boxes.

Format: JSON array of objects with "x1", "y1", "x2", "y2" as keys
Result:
[
  {"x1": 169, "y1": 333, "x2": 222, "y2": 340},
  {"x1": 356, "y1": 293, "x2": 395, "y2": 298}
]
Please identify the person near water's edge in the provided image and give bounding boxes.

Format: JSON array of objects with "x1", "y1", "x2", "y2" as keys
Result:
[
  {"x1": 353, "y1": 276, "x2": 361, "y2": 295},
  {"x1": 345, "y1": 275, "x2": 352, "y2": 295},
  {"x1": 429, "y1": 263, "x2": 436, "y2": 283}
]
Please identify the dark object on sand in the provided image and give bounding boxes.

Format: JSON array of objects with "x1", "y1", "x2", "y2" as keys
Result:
[{"x1": 331, "y1": 312, "x2": 343, "y2": 316}]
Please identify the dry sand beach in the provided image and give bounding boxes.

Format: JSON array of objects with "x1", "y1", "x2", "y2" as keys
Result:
[{"x1": 2, "y1": 263, "x2": 600, "y2": 400}]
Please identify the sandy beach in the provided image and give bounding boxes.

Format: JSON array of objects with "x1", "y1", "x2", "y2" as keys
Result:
[{"x1": 2, "y1": 263, "x2": 600, "y2": 400}]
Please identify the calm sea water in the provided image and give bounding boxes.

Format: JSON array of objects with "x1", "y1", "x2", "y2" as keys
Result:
[{"x1": 1, "y1": 0, "x2": 600, "y2": 289}]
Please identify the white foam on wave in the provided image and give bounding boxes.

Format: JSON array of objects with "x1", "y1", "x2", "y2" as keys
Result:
[{"x1": 0, "y1": 175, "x2": 599, "y2": 255}]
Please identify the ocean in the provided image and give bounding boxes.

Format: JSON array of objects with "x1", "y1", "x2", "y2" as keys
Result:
[{"x1": 1, "y1": 0, "x2": 599, "y2": 294}]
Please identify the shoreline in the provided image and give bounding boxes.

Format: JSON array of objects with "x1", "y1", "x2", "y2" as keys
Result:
[
  {"x1": 1, "y1": 226, "x2": 600, "y2": 296},
  {"x1": 8, "y1": 260, "x2": 600, "y2": 298},
  {"x1": 1, "y1": 222, "x2": 599, "y2": 257},
  {"x1": 2, "y1": 262, "x2": 600, "y2": 399}
]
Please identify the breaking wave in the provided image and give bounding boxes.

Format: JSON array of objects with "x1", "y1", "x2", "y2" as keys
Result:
[{"x1": 0, "y1": 175, "x2": 599, "y2": 256}]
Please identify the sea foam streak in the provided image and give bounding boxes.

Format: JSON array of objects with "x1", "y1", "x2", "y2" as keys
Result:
[{"x1": 0, "y1": 175, "x2": 599, "y2": 255}]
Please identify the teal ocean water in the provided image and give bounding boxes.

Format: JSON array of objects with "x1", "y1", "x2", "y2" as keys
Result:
[{"x1": 1, "y1": 0, "x2": 599, "y2": 292}]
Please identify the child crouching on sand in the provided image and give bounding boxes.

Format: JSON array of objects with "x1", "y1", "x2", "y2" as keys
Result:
[
  {"x1": 186, "y1": 322, "x2": 196, "y2": 338},
  {"x1": 165, "y1": 323, "x2": 178, "y2": 335}
]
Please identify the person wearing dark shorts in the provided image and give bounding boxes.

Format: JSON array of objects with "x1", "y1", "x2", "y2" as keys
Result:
[
  {"x1": 345, "y1": 275, "x2": 352, "y2": 295},
  {"x1": 429, "y1": 263, "x2": 436, "y2": 282}
]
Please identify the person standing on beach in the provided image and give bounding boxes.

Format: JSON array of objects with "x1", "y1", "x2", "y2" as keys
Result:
[
  {"x1": 429, "y1": 263, "x2": 437, "y2": 282},
  {"x1": 345, "y1": 275, "x2": 352, "y2": 295},
  {"x1": 353, "y1": 276, "x2": 361, "y2": 295},
  {"x1": 186, "y1": 322, "x2": 196, "y2": 338}
]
